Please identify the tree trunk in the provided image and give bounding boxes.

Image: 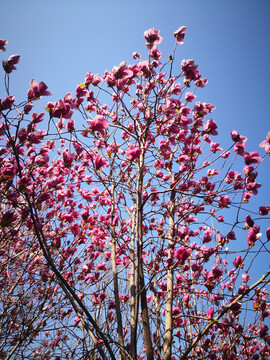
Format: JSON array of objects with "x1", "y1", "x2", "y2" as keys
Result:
[
  {"x1": 136, "y1": 152, "x2": 154, "y2": 360},
  {"x1": 163, "y1": 190, "x2": 176, "y2": 360}
]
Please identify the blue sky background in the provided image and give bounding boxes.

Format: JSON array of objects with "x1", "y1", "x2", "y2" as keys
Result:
[{"x1": 1, "y1": 0, "x2": 270, "y2": 270}]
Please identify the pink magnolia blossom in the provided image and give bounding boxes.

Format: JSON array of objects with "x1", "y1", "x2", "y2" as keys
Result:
[
  {"x1": 82, "y1": 263, "x2": 94, "y2": 273},
  {"x1": 27, "y1": 79, "x2": 51, "y2": 101},
  {"x1": 244, "y1": 152, "x2": 261, "y2": 165},
  {"x1": 0, "y1": 210, "x2": 17, "y2": 227},
  {"x1": 183, "y1": 293, "x2": 191, "y2": 307},
  {"x1": 207, "y1": 307, "x2": 214, "y2": 320},
  {"x1": 169, "y1": 83, "x2": 181, "y2": 95},
  {"x1": 85, "y1": 71, "x2": 100, "y2": 86},
  {"x1": 210, "y1": 142, "x2": 222, "y2": 153},
  {"x1": 0, "y1": 39, "x2": 8, "y2": 52},
  {"x1": 0, "y1": 95, "x2": 14, "y2": 111},
  {"x1": 126, "y1": 145, "x2": 142, "y2": 162},
  {"x1": 111, "y1": 214, "x2": 119, "y2": 227},
  {"x1": 203, "y1": 227, "x2": 213, "y2": 244},
  {"x1": 112, "y1": 61, "x2": 133, "y2": 79},
  {"x1": 24, "y1": 102, "x2": 33, "y2": 114},
  {"x1": 226, "y1": 231, "x2": 236, "y2": 240},
  {"x1": 245, "y1": 215, "x2": 254, "y2": 228},
  {"x1": 36, "y1": 191, "x2": 50, "y2": 204},
  {"x1": 94, "y1": 154, "x2": 108, "y2": 171},
  {"x1": 267, "y1": 227, "x2": 270, "y2": 240},
  {"x1": 17, "y1": 128, "x2": 28, "y2": 142},
  {"x1": 242, "y1": 273, "x2": 251, "y2": 283},
  {"x1": 87, "y1": 115, "x2": 109, "y2": 137},
  {"x1": 174, "y1": 26, "x2": 187, "y2": 44},
  {"x1": 185, "y1": 92, "x2": 196, "y2": 102},
  {"x1": 231, "y1": 130, "x2": 247, "y2": 143},
  {"x1": 204, "y1": 119, "x2": 218, "y2": 135},
  {"x1": 246, "y1": 228, "x2": 261, "y2": 247},
  {"x1": 259, "y1": 324, "x2": 269, "y2": 339},
  {"x1": 75, "y1": 84, "x2": 88, "y2": 98},
  {"x1": 259, "y1": 131, "x2": 270, "y2": 153},
  {"x1": 63, "y1": 150, "x2": 76, "y2": 167},
  {"x1": 144, "y1": 28, "x2": 163, "y2": 50},
  {"x1": 46, "y1": 93, "x2": 74, "y2": 119},
  {"x1": 234, "y1": 141, "x2": 246, "y2": 155},
  {"x1": 67, "y1": 120, "x2": 75, "y2": 132},
  {"x1": 181, "y1": 59, "x2": 199, "y2": 81},
  {"x1": 195, "y1": 77, "x2": 208, "y2": 88},
  {"x1": 233, "y1": 256, "x2": 244, "y2": 268},
  {"x1": 132, "y1": 52, "x2": 141, "y2": 60},
  {"x1": 174, "y1": 247, "x2": 192, "y2": 265},
  {"x1": 259, "y1": 206, "x2": 270, "y2": 216},
  {"x1": 96, "y1": 262, "x2": 107, "y2": 271},
  {"x1": 218, "y1": 195, "x2": 230, "y2": 208},
  {"x1": 2, "y1": 54, "x2": 20, "y2": 73},
  {"x1": 149, "y1": 46, "x2": 163, "y2": 60}
]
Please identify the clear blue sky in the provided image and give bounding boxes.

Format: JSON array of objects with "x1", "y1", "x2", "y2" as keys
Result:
[{"x1": 1, "y1": 0, "x2": 270, "y2": 238}]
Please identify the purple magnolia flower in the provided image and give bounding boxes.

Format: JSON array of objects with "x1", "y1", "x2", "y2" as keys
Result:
[
  {"x1": 174, "y1": 26, "x2": 187, "y2": 44},
  {"x1": 183, "y1": 293, "x2": 191, "y2": 307},
  {"x1": 27, "y1": 79, "x2": 51, "y2": 101},
  {"x1": 112, "y1": 61, "x2": 133, "y2": 79},
  {"x1": 185, "y1": 92, "x2": 196, "y2": 102},
  {"x1": 149, "y1": 46, "x2": 163, "y2": 60},
  {"x1": 231, "y1": 130, "x2": 247, "y2": 143},
  {"x1": 144, "y1": 28, "x2": 163, "y2": 50},
  {"x1": 24, "y1": 102, "x2": 33, "y2": 114},
  {"x1": 234, "y1": 141, "x2": 246, "y2": 155},
  {"x1": 207, "y1": 307, "x2": 214, "y2": 320},
  {"x1": 126, "y1": 145, "x2": 142, "y2": 162},
  {"x1": 233, "y1": 256, "x2": 244, "y2": 268},
  {"x1": 0, "y1": 39, "x2": 8, "y2": 52},
  {"x1": 259, "y1": 131, "x2": 270, "y2": 153},
  {"x1": 246, "y1": 228, "x2": 261, "y2": 247},
  {"x1": 181, "y1": 59, "x2": 199, "y2": 81},
  {"x1": 132, "y1": 52, "x2": 141, "y2": 60},
  {"x1": 243, "y1": 152, "x2": 261, "y2": 165},
  {"x1": 245, "y1": 215, "x2": 254, "y2": 228},
  {"x1": 94, "y1": 154, "x2": 108, "y2": 171},
  {"x1": 0, "y1": 210, "x2": 17, "y2": 227},
  {"x1": 63, "y1": 150, "x2": 76, "y2": 167},
  {"x1": 267, "y1": 227, "x2": 270, "y2": 241},
  {"x1": 2, "y1": 54, "x2": 20, "y2": 73},
  {"x1": 217, "y1": 195, "x2": 230, "y2": 208},
  {"x1": 46, "y1": 93, "x2": 74, "y2": 119},
  {"x1": 87, "y1": 115, "x2": 109, "y2": 137},
  {"x1": 259, "y1": 206, "x2": 270, "y2": 215},
  {"x1": 203, "y1": 227, "x2": 213, "y2": 244},
  {"x1": 0, "y1": 95, "x2": 14, "y2": 110},
  {"x1": 174, "y1": 247, "x2": 192, "y2": 265},
  {"x1": 204, "y1": 119, "x2": 218, "y2": 135}
]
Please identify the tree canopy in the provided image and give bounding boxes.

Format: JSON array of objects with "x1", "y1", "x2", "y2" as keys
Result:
[{"x1": 0, "y1": 28, "x2": 270, "y2": 360}]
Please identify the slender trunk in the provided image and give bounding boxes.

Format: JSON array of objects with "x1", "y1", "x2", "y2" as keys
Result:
[
  {"x1": 109, "y1": 163, "x2": 126, "y2": 359},
  {"x1": 163, "y1": 189, "x2": 176, "y2": 360},
  {"x1": 136, "y1": 152, "x2": 154, "y2": 360},
  {"x1": 130, "y1": 212, "x2": 137, "y2": 359},
  {"x1": 111, "y1": 238, "x2": 125, "y2": 359},
  {"x1": 153, "y1": 278, "x2": 162, "y2": 360}
]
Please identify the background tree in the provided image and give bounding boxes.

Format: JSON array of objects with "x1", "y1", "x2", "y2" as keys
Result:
[{"x1": 0, "y1": 27, "x2": 270, "y2": 360}]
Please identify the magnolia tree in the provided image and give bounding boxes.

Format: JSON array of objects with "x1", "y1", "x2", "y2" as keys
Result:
[{"x1": 0, "y1": 27, "x2": 270, "y2": 360}]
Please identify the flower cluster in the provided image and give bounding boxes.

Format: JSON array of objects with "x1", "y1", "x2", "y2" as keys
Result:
[{"x1": 0, "y1": 27, "x2": 269, "y2": 360}]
